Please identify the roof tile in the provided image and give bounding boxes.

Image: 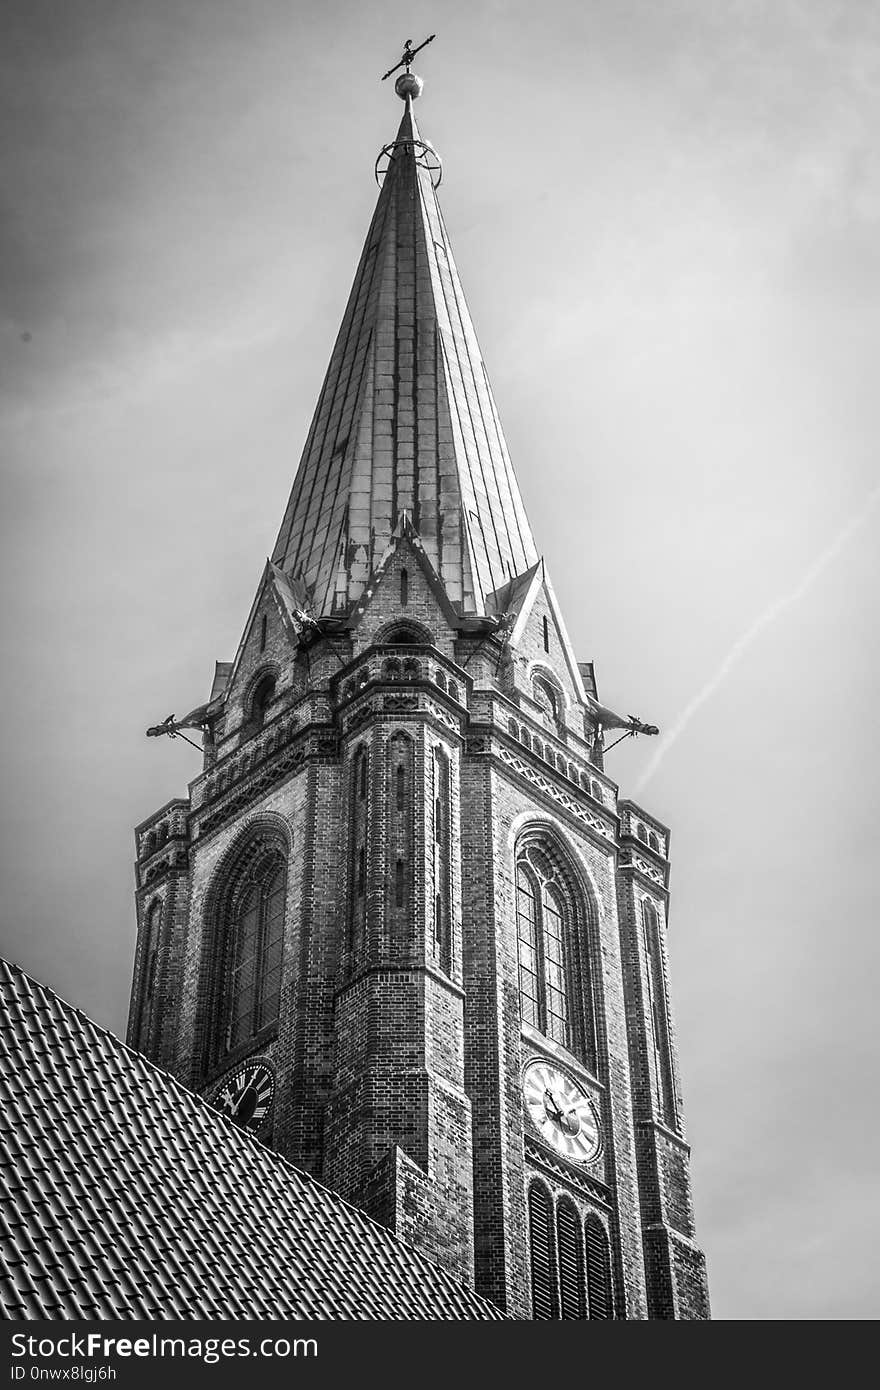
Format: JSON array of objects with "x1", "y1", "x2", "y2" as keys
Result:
[{"x1": 0, "y1": 958, "x2": 504, "y2": 1320}]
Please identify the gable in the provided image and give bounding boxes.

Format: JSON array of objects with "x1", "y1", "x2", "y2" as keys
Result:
[
  {"x1": 218, "y1": 565, "x2": 305, "y2": 740},
  {"x1": 506, "y1": 571, "x2": 586, "y2": 710},
  {"x1": 348, "y1": 529, "x2": 460, "y2": 658}
]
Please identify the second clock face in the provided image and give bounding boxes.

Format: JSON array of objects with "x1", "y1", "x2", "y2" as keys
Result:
[
  {"x1": 523, "y1": 1060, "x2": 601, "y2": 1165},
  {"x1": 213, "y1": 1060, "x2": 275, "y2": 1133}
]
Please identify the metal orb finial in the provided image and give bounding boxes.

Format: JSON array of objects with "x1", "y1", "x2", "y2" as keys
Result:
[{"x1": 394, "y1": 71, "x2": 423, "y2": 101}]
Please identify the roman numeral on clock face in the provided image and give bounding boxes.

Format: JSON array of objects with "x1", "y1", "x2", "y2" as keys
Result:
[{"x1": 214, "y1": 1061, "x2": 275, "y2": 1132}]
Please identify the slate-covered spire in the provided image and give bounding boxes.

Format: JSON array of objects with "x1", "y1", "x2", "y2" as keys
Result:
[{"x1": 271, "y1": 80, "x2": 539, "y2": 618}]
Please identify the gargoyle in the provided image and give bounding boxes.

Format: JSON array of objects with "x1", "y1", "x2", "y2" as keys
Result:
[
  {"x1": 145, "y1": 702, "x2": 212, "y2": 739},
  {"x1": 585, "y1": 696, "x2": 659, "y2": 738}
]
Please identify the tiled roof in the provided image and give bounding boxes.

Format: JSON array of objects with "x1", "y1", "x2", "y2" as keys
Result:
[
  {"x1": 0, "y1": 958, "x2": 505, "y2": 1320},
  {"x1": 271, "y1": 96, "x2": 538, "y2": 618}
]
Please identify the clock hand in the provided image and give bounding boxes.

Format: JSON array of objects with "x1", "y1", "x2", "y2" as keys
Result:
[
  {"x1": 543, "y1": 1087, "x2": 562, "y2": 1121},
  {"x1": 232, "y1": 1079, "x2": 256, "y2": 1118}
]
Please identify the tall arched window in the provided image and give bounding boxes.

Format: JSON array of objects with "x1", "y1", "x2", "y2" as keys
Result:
[
  {"x1": 137, "y1": 900, "x2": 163, "y2": 1052},
  {"x1": 348, "y1": 745, "x2": 370, "y2": 951},
  {"x1": 387, "y1": 733, "x2": 413, "y2": 925},
  {"x1": 516, "y1": 842, "x2": 591, "y2": 1053},
  {"x1": 585, "y1": 1214, "x2": 613, "y2": 1319},
  {"x1": 642, "y1": 900, "x2": 676, "y2": 1126},
  {"x1": 528, "y1": 1182, "x2": 558, "y2": 1319},
  {"x1": 218, "y1": 845, "x2": 287, "y2": 1057},
  {"x1": 432, "y1": 747, "x2": 452, "y2": 972}
]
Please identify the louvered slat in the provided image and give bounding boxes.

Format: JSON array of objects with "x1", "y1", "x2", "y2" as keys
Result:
[
  {"x1": 528, "y1": 1183, "x2": 558, "y2": 1319},
  {"x1": 556, "y1": 1201, "x2": 586, "y2": 1319},
  {"x1": 585, "y1": 1214, "x2": 613, "y2": 1319}
]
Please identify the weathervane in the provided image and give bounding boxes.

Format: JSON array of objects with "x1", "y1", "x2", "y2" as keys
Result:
[
  {"x1": 374, "y1": 32, "x2": 443, "y2": 189},
  {"x1": 381, "y1": 35, "x2": 435, "y2": 82}
]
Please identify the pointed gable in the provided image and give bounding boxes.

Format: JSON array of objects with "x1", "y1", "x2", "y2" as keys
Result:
[{"x1": 271, "y1": 94, "x2": 538, "y2": 620}]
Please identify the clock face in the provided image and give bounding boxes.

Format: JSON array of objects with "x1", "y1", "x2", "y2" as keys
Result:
[
  {"x1": 523, "y1": 1060, "x2": 601, "y2": 1165},
  {"x1": 213, "y1": 1061, "x2": 275, "y2": 1133}
]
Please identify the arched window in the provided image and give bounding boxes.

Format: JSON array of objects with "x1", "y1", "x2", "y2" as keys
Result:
[
  {"x1": 381, "y1": 622, "x2": 428, "y2": 645},
  {"x1": 249, "y1": 673, "x2": 276, "y2": 732},
  {"x1": 636, "y1": 822, "x2": 648, "y2": 844},
  {"x1": 557, "y1": 1200, "x2": 587, "y2": 1319},
  {"x1": 642, "y1": 900, "x2": 676, "y2": 1125},
  {"x1": 358, "y1": 748, "x2": 368, "y2": 800},
  {"x1": 533, "y1": 675, "x2": 558, "y2": 723},
  {"x1": 528, "y1": 1183, "x2": 558, "y2": 1319},
  {"x1": 515, "y1": 839, "x2": 595, "y2": 1062},
  {"x1": 387, "y1": 733, "x2": 413, "y2": 925},
  {"x1": 400, "y1": 568, "x2": 409, "y2": 607},
  {"x1": 137, "y1": 900, "x2": 163, "y2": 1052},
  {"x1": 530, "y1": 1187, "x2": 610, "y2": 1322},
  {"x1": 218, "y1": 845, "x2": 286, "y2": 1057},
  {"x1": 516, "y1": 854, "x2": 565, "y2": 1048},
  {"x1": 585, "y1": 1215, "x2": 613, "y2": 1319},
  {"x1": 542, "y1": 615, "x2": 550, "y2": 652},
  {"x1": 432, "y1": 747, "x2": 452, "y2": 971},
  {"x1": 349, "y1": 746, "x2": 370, "y2": 950},
  {"x1": 649, "y1": 831, "x2": 660, "y2": 853}
]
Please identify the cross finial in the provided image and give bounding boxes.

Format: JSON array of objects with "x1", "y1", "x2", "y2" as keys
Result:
[{"x1": 381, "y1": 34, "x2": 435, "y2": 82}]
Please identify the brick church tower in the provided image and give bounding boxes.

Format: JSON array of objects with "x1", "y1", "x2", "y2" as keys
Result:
[{"x1": 129, "y1": 64, "x2": 710, "y2": 1320}]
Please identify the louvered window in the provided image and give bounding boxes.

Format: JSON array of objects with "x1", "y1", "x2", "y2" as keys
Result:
[
  {"x1": 585, "y1": 1214, "x2": 613, "y2": 1319},
  {"x1": 557, "y1": 1201, "x2": 586, "y2": 1319},
  {"x1": 528, "y1": 1183, "x2": 558, "y2": 1319}
]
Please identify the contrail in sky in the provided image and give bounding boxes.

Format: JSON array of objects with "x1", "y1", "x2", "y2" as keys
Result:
[{"x1": 634, "y1": 484, "x2": 880, "y2": 796}]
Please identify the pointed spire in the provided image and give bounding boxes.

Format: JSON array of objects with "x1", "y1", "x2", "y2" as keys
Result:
[{"x1": 271, "y1": 70, "x2": 538, "y2": 617}]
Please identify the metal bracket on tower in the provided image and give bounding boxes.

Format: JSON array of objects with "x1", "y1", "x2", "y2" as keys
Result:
[{"x1": 374, "y1": 138, "x2": 442, "y2": 188}]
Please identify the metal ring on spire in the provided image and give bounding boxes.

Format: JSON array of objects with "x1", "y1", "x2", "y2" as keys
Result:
[{"x1": 375, "y1": 136, "x2": 443, "y2": 189}]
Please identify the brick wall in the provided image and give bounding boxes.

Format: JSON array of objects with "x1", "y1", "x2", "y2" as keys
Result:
[{"x1": 129, "y1": 538, "x2": 709, "y2": 1316}]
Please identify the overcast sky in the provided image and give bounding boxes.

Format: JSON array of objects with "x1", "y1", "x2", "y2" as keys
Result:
[{"x1": 2, "y1": 0, "x2": 878, "y2": 1320}]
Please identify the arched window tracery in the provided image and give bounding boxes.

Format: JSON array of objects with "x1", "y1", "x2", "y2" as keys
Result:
[
  {"x1": 515, "y1": 837, "x2": 595, "y2": 1064},
  {"x1": 213, "y1": 840, "x2": 287, "y2": 1060}
]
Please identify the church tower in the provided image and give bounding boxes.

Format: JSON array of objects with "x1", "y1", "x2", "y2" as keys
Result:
[{"x1": 129, "y1": 57, "x2": 710, "y2": 1320}]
